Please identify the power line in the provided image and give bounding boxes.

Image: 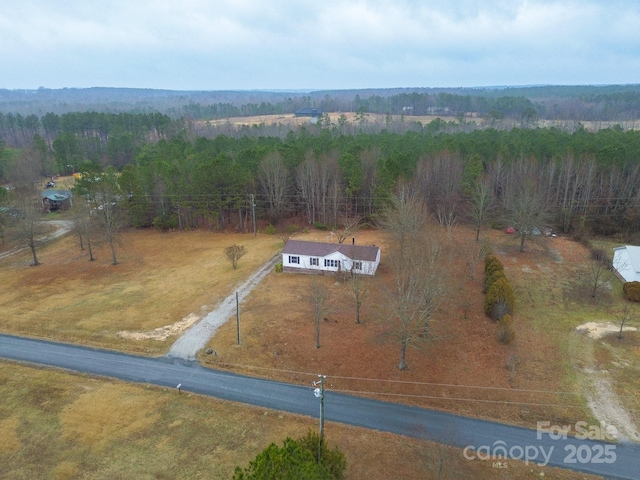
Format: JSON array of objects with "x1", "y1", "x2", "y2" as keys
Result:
[
  {"x1": 210, "y1": 360, "x2": 640, "y2": 412},
  {"x1": 329, "y1": 389, "x2": 587, "y2": 409},
  {"x1": 210, "y1": 361, "x2": 581, "y2": 396}
]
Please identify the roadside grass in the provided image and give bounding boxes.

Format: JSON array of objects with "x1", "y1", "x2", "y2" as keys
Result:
[
  {"x1": 0, "y1": 361, "x2": 602, "y2": 480},
  {"x1": 0, "y1": 228, "x2": 281, "y2": 354}
]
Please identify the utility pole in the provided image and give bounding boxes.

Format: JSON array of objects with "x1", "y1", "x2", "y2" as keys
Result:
[
  {"x1": 251, "y1": 194, "x2": 256, "y2": 238},
  {"x1": 236, "y1": 291, "x2": 240, "y2": 345},
  {"x1": 313, "y1": 374, "x2": 327, "y2": 460}
]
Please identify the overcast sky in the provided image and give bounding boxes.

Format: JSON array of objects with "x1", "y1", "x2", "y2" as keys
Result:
[{"x1": 1, "y1": 0, "x2": 638, "y2": 91}]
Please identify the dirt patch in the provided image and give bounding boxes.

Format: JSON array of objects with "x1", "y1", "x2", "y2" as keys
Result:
[
  {"x1": 118, "y1": 311, "x2": 204, "y2": 341},
  {"x1": 576, "y1": 321, "x2": 638, "y2": 340}
]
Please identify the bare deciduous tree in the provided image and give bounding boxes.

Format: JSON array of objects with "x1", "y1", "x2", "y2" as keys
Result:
[
  {"x1": 586, "y1": 249, "x2": 614, "y2": 298},
  {"x1": 504, "y1": 177, "x2": 552, "y2": 252},
  {"x1": 296, "y1": 150, "x2": 343, "y2": 226},
  {"x1": 463, "y1": 236, "x2": 492, "y2": 279},
  {"x1": 616, "y1": 303, "x2": 636, "y2": 339},
  {"x1": 225, "y1": 244, "x2": 247, "y2": 269},
  {"x1": 349, "y1": 270, "x2": 369, "y2": 324},
  {"x1": 258, "y1": 152, "x2": 289, "y2": 223},
  {"x1": 72, "y1": 198, "x2": 98, "y2": 261},
  {"x1": 467, "y1": 180, "x2": 494, "y2": 241},
  {"x1": 10, "y1": 150, "x2": 45, "y2": 266},
  {"x1": 335, "y1": 215, "x2": 361, "y2": 244},
  {"x1": 417, "y1": 430, "x2": 463, "y2": 480},
  {"x1": 415, "y1": 151, "x2": 463, "y2": 229},
  {"x1": 382, "y1": 189, "x2": 445, "y2": 370},
  {"x1": 13, "y1": 184, "x2": 44, "y2": 266}
]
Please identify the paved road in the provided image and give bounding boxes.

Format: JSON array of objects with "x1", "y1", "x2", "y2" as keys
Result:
[
  {"x1": 167, "y1": 254, "x2": 280, "y2": 360},
  {"x1": 1, "y1": 333, "x2": 639, "y2": 479}
]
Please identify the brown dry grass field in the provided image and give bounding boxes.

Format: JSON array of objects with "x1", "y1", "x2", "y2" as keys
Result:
[
  {"x1": 0, "y1": 229, "x2": 282, "y2": 354},
  {"x1": 200, "y1": 111, "x2": 639, "y2": 132},
  {"x1": 201, "y1": 112, "x2": 468, "y2": 128},
  {"x1": 1, "y1": 217, "x2": 638, "y2": 479}
]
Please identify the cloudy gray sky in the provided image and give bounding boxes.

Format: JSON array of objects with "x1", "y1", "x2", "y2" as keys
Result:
[{"x1": 1, "y1": 0, "x2": 638, "y2": 90}]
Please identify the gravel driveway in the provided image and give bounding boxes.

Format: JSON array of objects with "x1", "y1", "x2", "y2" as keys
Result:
[{"x1": 167, "y1": 254, "x2": 280, "y2": 360}]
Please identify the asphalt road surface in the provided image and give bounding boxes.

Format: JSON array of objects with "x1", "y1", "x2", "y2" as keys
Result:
[{"x1": 1, "y1": 334, "x2": 639, "y2": 479}]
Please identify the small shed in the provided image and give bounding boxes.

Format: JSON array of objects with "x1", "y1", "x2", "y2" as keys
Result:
[
  {"x1": 41, "y1": 190, "x2": 73, "y2": 212},
  {"x1": 282, "y1": 239, "x2": 380, "y2": 275},
  {"x1": 612, "y1": 245, "x2": 640, "y2": 282}
]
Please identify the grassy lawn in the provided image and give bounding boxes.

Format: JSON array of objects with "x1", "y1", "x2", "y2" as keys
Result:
[{"x1": 0, "y1": 228, "x2": 282, "y2": 354}]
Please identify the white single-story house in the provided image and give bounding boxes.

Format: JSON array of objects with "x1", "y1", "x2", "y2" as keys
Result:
[
  {"x1": 282, "y1": 239, "x2": 381, "y2": 275},
  {"x1": 612, "y1": 245, "x2": 640, "y2": 282}
]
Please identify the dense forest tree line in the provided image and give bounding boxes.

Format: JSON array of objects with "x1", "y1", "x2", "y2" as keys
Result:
[
  {"x1": 0, "y1": 111, "x2": 174, "y2": 146},
  {"x1": 2, "y1": 85, "x2": 640, "y2": 123},
  {"x1": 0, "y1": 111, "x2": 178, "y2": 173},
  {"x1": 3, "y1": 115, "x2": 640, "y2": 239}
]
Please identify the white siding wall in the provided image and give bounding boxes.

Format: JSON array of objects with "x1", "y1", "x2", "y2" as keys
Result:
[{"x1": 282, "y1": 251, "x2": 379, "y2": 275}]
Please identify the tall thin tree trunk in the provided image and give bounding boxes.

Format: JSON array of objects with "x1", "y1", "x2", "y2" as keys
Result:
[
  {"x1": 109, "y1": 238, "x2": 118, "y2": 265},
  {"x1": 399, "y1": 339, "x2": 407, "y2": 370},
  {"x1": 30, "y1": 240, "x2": 40, "y2": 266},
  {"x1": 88, "y1": 238, "x2": 95, "y2": 261}
]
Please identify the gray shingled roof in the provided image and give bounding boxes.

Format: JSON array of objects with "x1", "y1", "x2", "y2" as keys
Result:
[
  {"x1": 41, "y1": 190, "x2": 73, "y2": 201},
  {"x1": 282, "y1": 239, "x2": 379, "y2": 262}
]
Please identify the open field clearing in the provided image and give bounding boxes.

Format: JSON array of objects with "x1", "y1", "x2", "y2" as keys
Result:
[
  {"x1": 0, "y1": 228, "x2": 281, "y2": 354},
  {"x1": 198, "y1": 111, "x2": 639, "y2": 132},
  {"x1": 199, "y1": 112, "x2": 470, "y2": 128},
  {"x1": 0, "y1": 361, "x2": 603, "y2": 480}
]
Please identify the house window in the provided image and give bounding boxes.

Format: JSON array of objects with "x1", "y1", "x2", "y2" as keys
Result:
[
  {"x1": 353, "y1": 261, "x2": 362, "y2": 270},
  {"x1": 324, "y1": 259, "x2": 339, "y2": 268},
  {"x1": 310, "y1": 257, "x2": 319, "y2": 266},
  {"x1": 289, "y1": 256, "x2": 300, "y2": 264}
]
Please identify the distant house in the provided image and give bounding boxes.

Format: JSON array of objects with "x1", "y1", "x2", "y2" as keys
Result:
[
  {"x1": 282, "y1": 239, "x2": 380, "y2": 275},
  {"x1": 613, "y1": 245, "x2": 640, "y2": 282},
  {"x1": 41, "y1": 190, "x2": 73, "y2": 212},
  {"x1": 294, "y1": 107, "x2": 323, "y2": 118}
]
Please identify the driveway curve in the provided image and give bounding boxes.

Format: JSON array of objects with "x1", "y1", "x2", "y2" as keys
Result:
[{"x1": 0, "y1": 219, "x2": 74, "y2": 260}]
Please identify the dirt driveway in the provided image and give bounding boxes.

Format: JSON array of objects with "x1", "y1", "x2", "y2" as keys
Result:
[
  {"x1": 0, "y1": 219, "x2": 74, "y2": 260},
  {"x1": 166, "y1": 254, "x2": 280, "y2": 360}
]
